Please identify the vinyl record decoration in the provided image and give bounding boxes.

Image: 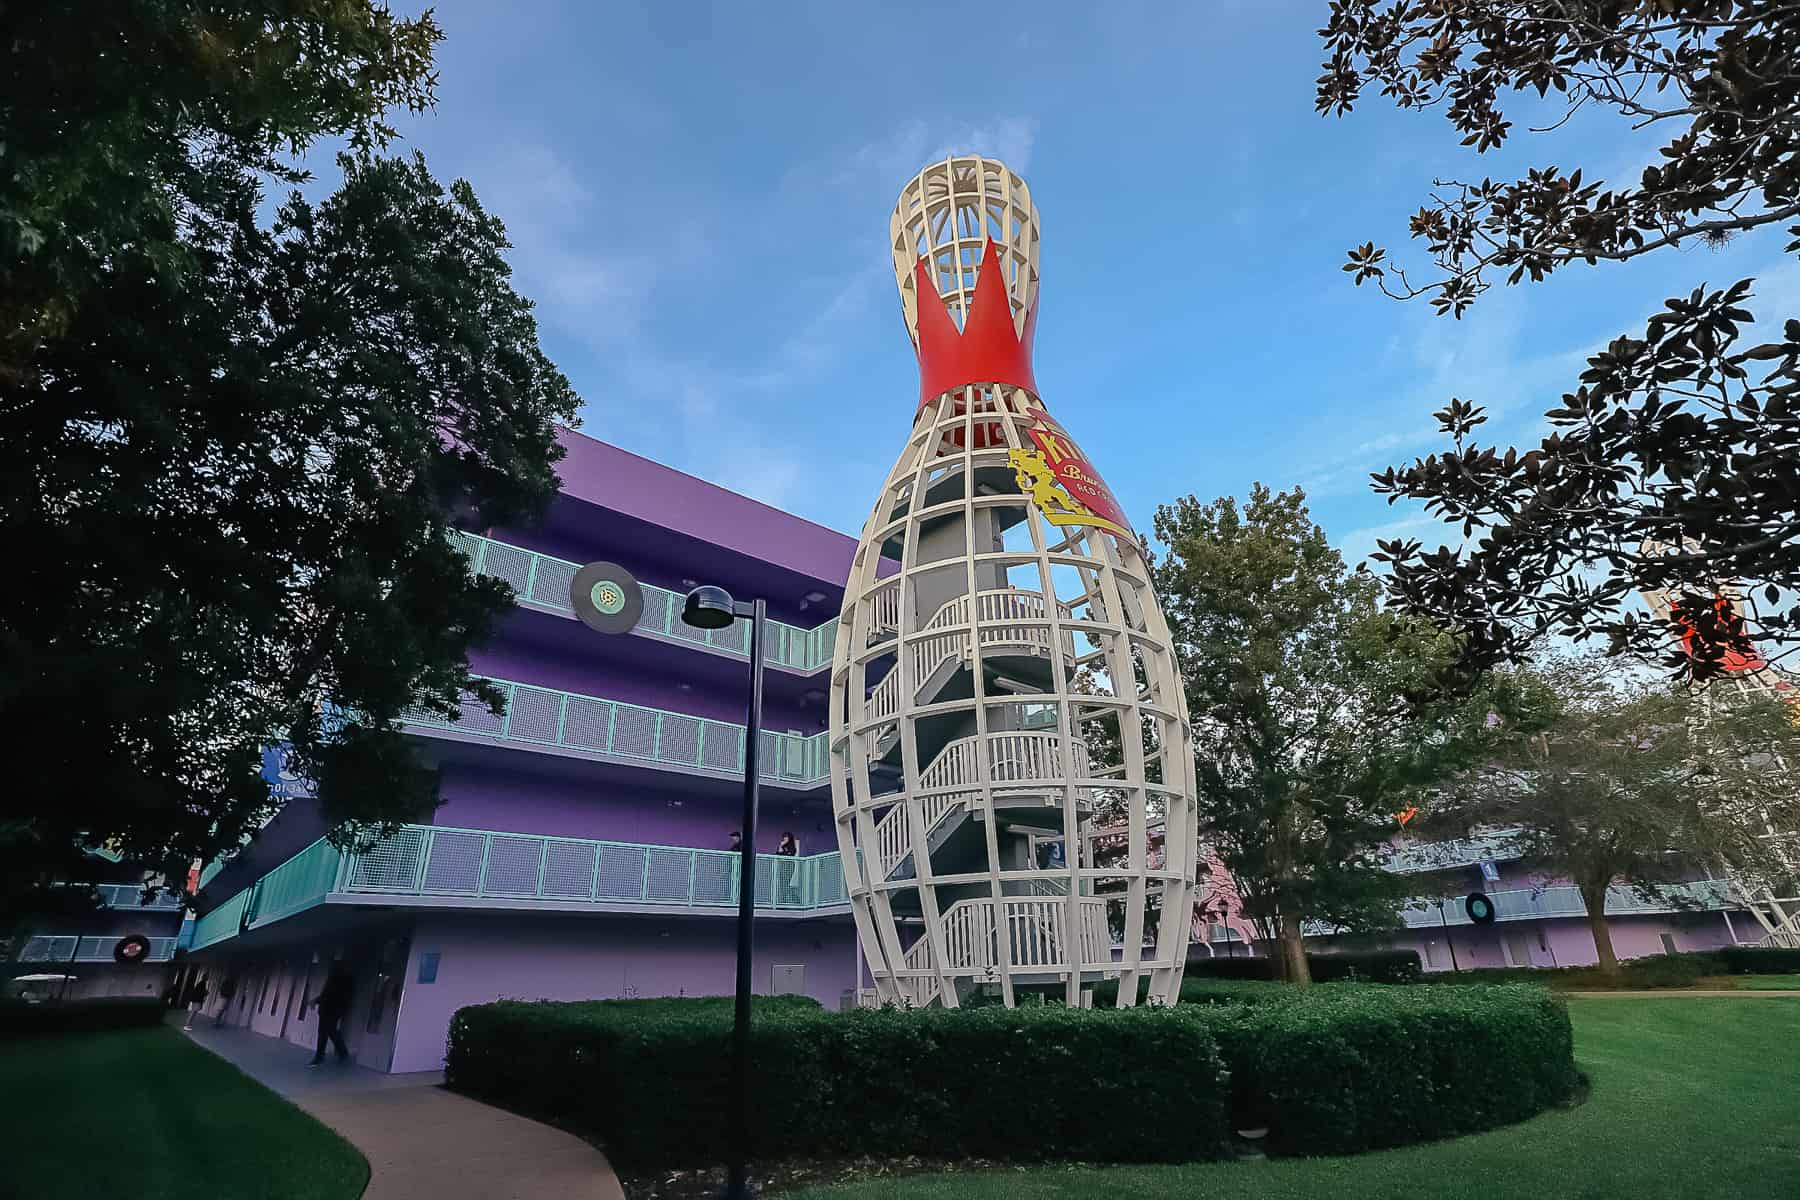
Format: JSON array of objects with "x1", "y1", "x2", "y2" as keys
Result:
[
  {"x1": 570, "y1": 561, "x2": 645, "y2": 636},
  {"x1": 113, "y1": 934, "x2": 151, "y2": 965},
  {"x1": 1465, "y1": 891, "x2": 1497, "y2": 925}
]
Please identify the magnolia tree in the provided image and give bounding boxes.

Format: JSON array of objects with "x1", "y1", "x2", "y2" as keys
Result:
[
  {"x1": 1433, "y1": 653, "x2": 1800, "y2": 973},
  {"x1": 2, "y1": 4, "x2": 579, "y2": 920},
  {"x1": 1318, "y1": 1, "x2": 1800, "y2": 678},
  {"x1": 1152, "y1": 484, "x2": 1541, "y2": 985}
]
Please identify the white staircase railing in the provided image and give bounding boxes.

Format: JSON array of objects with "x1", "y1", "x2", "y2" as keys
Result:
[
  {"x1": 870, "y1": 733, "x2": 1088, "y2": 880},
  {"x1": 900, "y1": 933, "x2": 941, "y2": 1007},
  {"x1": 933, "y1": 896, "x2": 1110, "y2": 976}
]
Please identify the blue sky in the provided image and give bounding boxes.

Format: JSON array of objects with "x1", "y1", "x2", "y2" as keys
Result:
[{"x1": 359, "y1": 0, "x2": 1799, "y2": 563}]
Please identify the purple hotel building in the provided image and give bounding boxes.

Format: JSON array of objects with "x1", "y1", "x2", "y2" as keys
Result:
[{"x1": 183, "y1": 429, "x2": 863, "y2": 1073}]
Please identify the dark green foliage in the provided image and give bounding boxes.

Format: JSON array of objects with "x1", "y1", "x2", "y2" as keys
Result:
[
  {"x1": 446, "y1": 995, "x2": 1232, "y2": 1167},
  {"x1": 448, "y1": 987, "x2": 1573, "y2": 1168},
  {"x1": 1445, "y1": 953, "x2": 1715, "y2": 990},
  {"x1": 1320, "y1": 4, "x2": 1800, "y2": 676},
  {"x1": 1177, "y1": 950, "x2": 1422, "y2": 985},
  {"x1": 2, "y1": 2, "x2": 441, "y2": 375},
  {"x1": 4, "y1": 148, "x2": 580, "y2": 903},
  {"x1": 1152, "y1": 485, "x2": 1542, "y2": 982},
  {"x1": 1092, "y1": 977, "x2": 1294, "y2": 1007},
  {"x1": 1232, "y1": 985, "x2": 1577, "y2": 1156},
  {"x1": 0, "y1": 997, "x2": 166, "y2": 1037},
  {"x1": 1717, "y1": 946, "x2": 1800, "y2": 974}
]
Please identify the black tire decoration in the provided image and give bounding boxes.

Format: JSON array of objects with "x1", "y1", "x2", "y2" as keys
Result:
[
  {"x1": 113, "y1": 934, "x2": 152, "y2": 965},
  {"x1": 570, "y1": 561, "x2": 645, "y2": 636},
  {"x1": 1465, "y1": 891, "x2": 1497, "y2": 925}
]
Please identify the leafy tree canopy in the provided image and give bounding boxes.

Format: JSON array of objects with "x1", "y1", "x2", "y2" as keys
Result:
[
  {"x1": 1152, "y1": 484, "x2": 1543, "y2": 983},
  {"x1": 1318, "y1": 1, "x2": 1800, "y2": 678},
  {"x1": 1427, "y1": 651, "x2": 1800, "y2": 971},
  {"x1": 2, "y1": 1, "x2": 442, "y2": 378},
  {"x1": 2, "y1": 5, "x2": 578, "y2": 917}
]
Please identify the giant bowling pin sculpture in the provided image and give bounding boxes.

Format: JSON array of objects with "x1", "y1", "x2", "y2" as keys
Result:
[{"x1": 829, "y1": 157, "x2": 1199, "y2": 1008}]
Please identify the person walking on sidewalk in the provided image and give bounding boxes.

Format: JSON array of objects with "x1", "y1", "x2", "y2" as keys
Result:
[
  {"x1": 309, "y1": 961, "x2": 354, "y2": 1066},
  {"x1": 181, "y1": 975, "x2": 208, "y2": 1031},
  {"x1": 213, "y1": 974, "x2": 238, "y2": 1028}
]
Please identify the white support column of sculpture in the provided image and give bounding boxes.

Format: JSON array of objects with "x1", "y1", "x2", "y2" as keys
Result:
[{"x1": 831, "y1": 155, "x2": 1199, "y2": 1007}]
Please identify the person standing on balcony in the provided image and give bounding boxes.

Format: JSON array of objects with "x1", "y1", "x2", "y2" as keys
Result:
[
  {"x1": 181, "y1": 975, "x2": 208, "y2": 1031},
  {"x1": 729, "y1": 831, "x2": 743, "y2": 854},
  {"x1": 308, "y1": 960, "x2": 354, "y2": 1066},
  {"x1": 777, "y1": 832, "x2": 799, "y2": 904}
]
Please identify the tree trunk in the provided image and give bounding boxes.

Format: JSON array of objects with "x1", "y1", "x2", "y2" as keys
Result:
[
  {"x1": 1279, "y1": 911, "x2": 1311, "y2": 989},
  {"x1": 1580, "y1": 882, "x2": 1619, "y2": 975}
]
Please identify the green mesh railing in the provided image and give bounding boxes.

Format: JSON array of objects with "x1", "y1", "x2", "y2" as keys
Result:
[
  {"x1": 402, "y1": 674, "x2": 830, "y2": 787},
  {"x1": 189, "y1": 827, "x2": 849, "y2": 951},
  {"x1": 451, "y1": 531, "x2": 838, "y2": 672},
  {"x1": 189, "y1": 888, "x2": 250, "y2": 951},
  {"x1": 1397, "y1": 880, "x2": 1731, "y2": 928}
]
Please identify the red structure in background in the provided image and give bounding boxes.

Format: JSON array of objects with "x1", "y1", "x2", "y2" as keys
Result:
[
  {"x1": 912, "y1": 239, "x2": 1038, "y2": 408},
  {"x1": 1669, "y1": 592, "x2": 1766, "y2": 676}
]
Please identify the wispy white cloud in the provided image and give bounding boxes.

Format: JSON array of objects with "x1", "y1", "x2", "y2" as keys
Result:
[{"x1": 819, "y1": 117, "x2": 1039, "y2": 196}]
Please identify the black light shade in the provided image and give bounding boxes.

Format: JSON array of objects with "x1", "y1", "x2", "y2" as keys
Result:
[{"x1": 683, "y1": 585, "x2": 737, "y2": 630}]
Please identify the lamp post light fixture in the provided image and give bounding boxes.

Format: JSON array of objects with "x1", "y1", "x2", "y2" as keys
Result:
[{"x1": 680, "y1": 584, "x2": 766, "y2": 1200}]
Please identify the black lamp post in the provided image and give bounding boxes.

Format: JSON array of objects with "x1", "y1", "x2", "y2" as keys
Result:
[{"x1": 681, "y1": 584, "x2": 766, "y2": 1200}]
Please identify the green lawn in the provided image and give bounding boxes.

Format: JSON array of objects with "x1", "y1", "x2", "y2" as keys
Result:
[
  {"x1": 788, "y1": 998, "x2": 1800, "y2": 1200},
  {"x1": 1717, "y1": 973, "x2": 1800, "y2": 990},
  {"x1": 0, "y1": 1025, "x2": 368, "y2": 1200}
]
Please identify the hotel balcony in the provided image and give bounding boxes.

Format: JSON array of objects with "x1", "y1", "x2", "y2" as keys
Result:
[
  {"x1": 16, "y1": 934, "x2": 179, "y2": 964},
  {"x1": 401, "y1": 674, "x2": 831, "y2": 789},
  {"x1": 189, "y1": 825, "x2": 851, "y2": 953},
  {"x1": 1395, "y1": 880, "x2": 1732, "y2": 928},
  {"x1": 1385, "y1": 829, "x2": 1526, "y2": 875},
  {"x1": 454, "y1": 531, "x2": 837, "y2": 674},
  {"x1": 91, "y1": 883, "x2": 185, "y2": 911}
]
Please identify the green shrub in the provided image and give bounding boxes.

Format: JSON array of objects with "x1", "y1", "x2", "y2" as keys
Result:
[
  {"x1": 0, "y1": 997, "x2": 166, "y2": 1037},
  {"x1": 446, "y1": 994, "x2": 1232, "y2": 1167},
  {"x1": 1436, "y1": 952, "x2": 1718, "y2": 990},
  {"x1": 1233, "y1": 984, "x2": 1577, "y2": 1155},
  {"x1": 1716, "y1": 946, "x2": 1800, "y2": 974},
  {"x1": 1092, "y1": 976, "x2": 1294, "y2": 1007},
  {"x1": 1184, "y1": 949, "x2": 1422, "y2": 984}
]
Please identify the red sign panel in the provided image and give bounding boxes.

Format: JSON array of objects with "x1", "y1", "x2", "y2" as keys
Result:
[{"x1": 1008, "y1": 411, "x2": 1134, "y2": 539}]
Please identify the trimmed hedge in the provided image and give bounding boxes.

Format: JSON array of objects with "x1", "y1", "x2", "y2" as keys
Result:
[
  {"x1": 1202, "y1": 984, "x2": 1578, "y2": 1155},
  {"x1": 1090, "y1": 977, "x2": 1292, "y2": 1007},
  {"x1": 448, "y1": 994, "x2": 1230, "y2": 1166},
  {"x1": 1185, "y1": 949, "x2": 1422, "y2": 984},
  {"x1": 0, "y1": 997, "x2": 166, "y2": 1037},
  {"x1": 1716, "y1": 946, "x2": 1800, "y2": 974},
  {"x1": 448, "y1": 985, "x2": 1574, "y2": 1167}
]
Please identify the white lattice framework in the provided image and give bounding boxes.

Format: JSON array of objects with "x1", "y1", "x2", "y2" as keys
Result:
[
  {"x1": 1640, "y1": 576, "x2": 1800, "y2": 948},
  {"x1": 829, "y1": 157, "x2": 1199, "y2": 1008}
]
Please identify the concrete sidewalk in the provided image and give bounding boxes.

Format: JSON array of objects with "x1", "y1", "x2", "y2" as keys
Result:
[{"x1": 182, "y1": 1023, "x2": 624, "y2": 1200}]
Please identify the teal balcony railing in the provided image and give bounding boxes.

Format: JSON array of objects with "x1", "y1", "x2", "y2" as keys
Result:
[
  {"x1": 452, "y1": 531, "x2": 838, "y2": 672},
  {"x1": 187, "y1": 825, "x2": 849, "y2": 952},
  {"x1": 18, "y1": 934, "x2": 178, "y2": 964},
  {"x1": 1386, "y1": 829, "x2": 1526, "y2": 875},
  {"x1": 402, "y1": 675, "x2": 830, "y2": 787},
  {"x1": 93, "y1": 883, "x2": 185, "y2": 911},
  {"x1": 1397, "y1": 880, "x2": 1732, "y2": 928}
]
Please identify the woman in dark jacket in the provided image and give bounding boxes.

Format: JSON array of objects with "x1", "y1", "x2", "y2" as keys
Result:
[{"x1": 776, "y1": 832, "x2": 799, "y2": 904}]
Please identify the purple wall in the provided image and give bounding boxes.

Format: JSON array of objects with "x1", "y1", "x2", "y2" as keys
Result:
[
  {"x1": 388, "y1": 913, "x2": 859, "y2": 1073},
  {"x1": 549, "y1": 429, "x2": 860, "y2": 594},
  {"x1": 468, "y1": 638, "x2": 817, "y2": 734},
  {"x1": 196, "y1": 922, "x2": 414, "y2": 1072},
  {"x1": 433, "y1": 763, "x2": 835, "y2": 855}
]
